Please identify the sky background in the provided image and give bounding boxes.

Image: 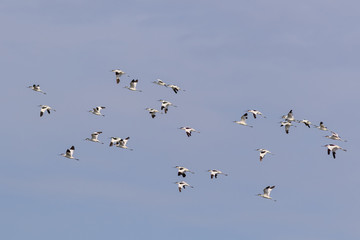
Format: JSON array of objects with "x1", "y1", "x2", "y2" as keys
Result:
[{"x1": 1, "y1": 0, "x2": 360, "y2": 239}]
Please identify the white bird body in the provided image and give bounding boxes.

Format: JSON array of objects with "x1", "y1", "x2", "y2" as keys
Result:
[
  {"x1": 208, "y1": 169, "x2": 228, "y2": 179},
  {"x1": 85, "y1": 131, "x2": 103, "y2": 144},
  {"x1": 145, "y1": 108, "x2": 160, "y2": 119},
  {"x1": 111, "y1": 69, "x2": 125, "y2": 84},
  {"x1": 115, "y1": 137, "x2": 133, "y2": 150},
  {"x1": 258, "y1": 186, "x2": 276, "y2": 201},
  {"x1": 256, "y1": 149, "x2": 272, "y2": 162},
  {"x1": 39, "y1": 105, "x2": 55, "y2": 117},
  {"x1": 175, "y1": 166, "x2": 194, "y2": 177},
  {"x1": 152, "y1": 79, "x2": 167, "y2": 86},
  {"x1": 323, "y1": 144, "x2": 347, "y2": 159},
  {"x1": 109, "y1": 137, "x2": 121, "y2": 147},
  {"x1": 325, "y1": 131, "x2": 347, "y2": 142},
  {"x1": 314, "y1": 121, "x2": 329, "y2": 131},
  {"x1": 159, "y1": 100, "x2": 177, "y2": 114},
  {"x1": 247, "y1": 110, "x2": 266, "y2": 119},
  {"x1": 60, "y1": 146, "x2": 79, "y2": 161},
  {"x1": 124, "y1": 79, "x2": 142, "y2": 92},
  {"x1": 179, "y1": 127, "x2": 200, "y2": 137},
  {"x1": 296, "y1": 119, "x2": 312, "y2": 128},
  {"x1": 282, "y1": 110, "x2": 295, "y2": 122},
  {"x1": 166, "y1": 84, "x2": 184, "y2": 94},
  {"x1": 28, "y1": 84, "x2": 46, "y2": 94},
  {"x1": 89, "y1": 106, "x2": 106, "y2": 116},
  {"x1": 234, "y1": 113, "x2": 253, "y2": 127},
  {"x1": 280, "y1": 121, "x2": 295, "y2": 134},
  {"x1": 175, "y1": 181, "x2": 193, "y2": 192}
]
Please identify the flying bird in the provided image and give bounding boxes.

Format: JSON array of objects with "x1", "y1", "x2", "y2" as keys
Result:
[
  {"x1": 28, "y1": 84, "x2": 46, "y2": 94},
  {"x1": 115, "y1": 137, "x2": 133, "y2": 150},
  {"x1": 208, "y1": 169, "x2": 228, "y2": 179},
  {"x1": 323, "y1": 144, "x2": 347, "y2": 159},
  {"x1": 325, "y1": 131, "x2": 347, "y2": 142},
  {"x1": 152, "y1": 79, "x2": 167, "y2": 86},
  {"x1": 60, "y1": 146, "x2": 79, "y2": 161},
  {"x1": 109, "y1": 137, "x2": 121, "y2": 147},
  {"x1": 89, "y1": 106, "x2": 106, "y2": 117},
  {"x1": 124, "y1": 79, "x2": 142, "y2": 92},
  {"x1": 39, "y1": 105, "x2": 55, "y2": 117},
  {"x1": 257, "y1": 186, "x2": 276, "y2": 201},
  {"x1": 280, "y1": 121, "x2": 296, "y2": 134},
  {"x1": 175, "y1": 181, "x2": 193, "y2": 192},
  {"x1": 85, "y1": 131, "x2": 103, "y2": 144},
  {"x1": 179, "y1": 127, "x2": 200, "y2": 137},
  {"x1": 145, "y1": 108, "x2": 160, "y2": 119},
  {"x1": 166, "y1": 84, "x2": 185, "y2": 94},
  {"x1": 234, "y1": 113, "x2": 253, "y2": 128},
  {"x1": 247, "y1": 110, "x2": 266, "y2": 119},
  {"x1": 158, "y1": 100, "x2": 177, "y2": 114},
  {"x1": 256, "y1": 149, "x2": 273, "y2": 162},
  {"x1": 111, "y1": 69, "x2": 125, "y2": 84},
  {"x1": 296, "y1": 119, "x2": 312, "y2": 128},
  {"x1": 282, "y1": 109, "x2": 295, "y2": 122},
  {"x1": 314, "y1": 121, "x2": 329, "y2": 131},
  {"x1": 174, "y1": 166, "x2": 195, "y2": 177}
]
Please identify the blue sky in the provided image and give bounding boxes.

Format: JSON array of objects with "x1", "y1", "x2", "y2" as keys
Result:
[{"x1": 1, "y1": 1, "x2": 360, "y2": 239}]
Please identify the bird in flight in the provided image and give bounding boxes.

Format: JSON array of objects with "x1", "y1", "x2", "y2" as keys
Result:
[
  {"x1": 28, "y1": 84, "x2": 46, "y2": 94},
  {"x1": 179, "y1": 127, "x2": 200, "y2": 137},
  {"x1": 89, "y1": 106, "x2": 106, "y2": 117},
  {"x1": 124, "y1": 79, "x2": 142, "y2": 92},
  {"x1": 145, "y1": 108, "x2": 160, "y2": 119},
  {"x1": 324, "y1": 131, "x2": 347, "y2": 142},
  {"x1": 175, "y1": 181, "x2": 193, "y2": 192},
  {"x1": 60, "y1": 146, "x2": 79, "y2": 161},
  {"x1": 247, "y1": 110, "x2": 266, "y2": 119},
  {"x1": 257, "y1": 186, "x2": 276, "y2": 201},
  {"x1": 111, "y1": 69, "x2": 126, "y2": 84},
  {"x1": 158, "y1": 100, "x2": 177, "y2": 114},
  {"x1": 39, "y1": 105, "x2": 55, "y2": 117},
  {"x1": 85, "y1": 131, "x2": 104, "y2": 144},
  {"x1": 323, "y1": 144, "x2": 347, "y2": 159},
  {"x1": 174, "y1": 166, "x2": 195, "y2": 177},
  {"x1": 234, "y1": 113, "x2": 253, "y2": 128},
  {"x1": 207, "y1": 169, "x2": 228, "y2": 179},
  {"x1": 256, "y1": 149, "x2": 273, "y2": 162}
]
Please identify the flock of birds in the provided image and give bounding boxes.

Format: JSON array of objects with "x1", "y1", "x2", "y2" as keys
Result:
[{"x1": 27, "y1": 70, "x2": 348, "y2": 201}]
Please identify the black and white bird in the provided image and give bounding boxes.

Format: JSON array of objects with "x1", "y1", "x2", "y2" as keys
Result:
[
  {"x1": 158, "y1": 100, "x2": 177, "y2": 114},
  {"x1": 247, "y1": 110, "x2": 266, "y2": 119},
  {"x1": 145, "y1": 108, "x2": 160, "y2": 119},
  {"x1": 325, "y1": 131, "x2": 347, "y2": 142},
  {"x1": 166, "y1": 84, "x2": 185, "y2": 94},
  {"x1": 85, "y1": 131, "x2": 103, "y2": 144},
  {"x1": 89, "y1": 106, "x2": 106, "y2": 117},
  {"x1": 179, "y1": 127, "x2": 200, "y2": 137},
  {"x1": 28, "y1": 84, "x2": 46, "y2": 94},
  {"x1": 60, "y1": 146, "x2": 79, "y2": 161},
  {"x1": 296, "y1": 119, "x2": 312, "y2": 128},
  {"x1": 115, "y1": 137, "x2": 133, "y2": 150},
  {"x1": 109, "y1": 137, "x2": 121, "y2": 147},
  {"x1": 208, "y1": 169, "x2": 228, "y2": 179},
  {"x1": 234, "y1": 113, "x2": 253, "y2": 128},
  {"x1": 257, "y1": 186, "x2": 276, "y2": 201},
  {"x1": 282, "y1": 109, "x2": 295, "y2": 122},
  {"x1": 323, "y1": 144, "x2": 347, "y2": 159},
  {"x1": 111, "y1": 69, "x2": 125, "y2": 84},
  {"x1": 280, "y1": 121, "x2": 296, "y2": 134},
  {"x1": 39, "y1": 105, "x2": 55, "y2": 117},
  {"x1": 124, "y1": 79, "x2": 142, "y2": 92},
  {"x1": 152, "y1": 79, "x2": 167, "y2": 86},
  {"x1": 314, "y1": 121, "x2": 329, "y2": 131},
  {"x1": 256, "y1": 149, "x2": 273, "y2": 162},
  {"x1": 174, "y1": 166, "x2": 195, "y2": 177},
  {"x1": 175, "y1": 181, "x2": 193, "y2": 192}
]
